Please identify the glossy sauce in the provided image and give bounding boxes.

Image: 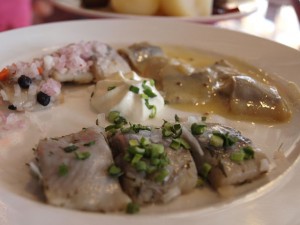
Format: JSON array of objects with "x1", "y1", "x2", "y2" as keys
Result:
[{"x1": 161, "y1": 46, "x2": 292, "y2": 124}]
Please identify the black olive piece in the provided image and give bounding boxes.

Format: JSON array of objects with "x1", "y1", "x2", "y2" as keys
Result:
[
  {"x1": 18, "y1": 75, "x2": 32, "y2": 89},
  {"x1": 37, "y1": 91, "x2": 51, "y2": 106},
  {"x1": 8, "y1": 104, "x2": 17, "y2": 110}
]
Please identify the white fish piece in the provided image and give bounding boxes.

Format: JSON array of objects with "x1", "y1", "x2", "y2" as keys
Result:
[{"x1": 35, "y1": 127, "x2": 131, "y2": 212}]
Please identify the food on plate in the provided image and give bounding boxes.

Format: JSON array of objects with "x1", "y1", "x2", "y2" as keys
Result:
[
  {"x1": 80, "y1": 0, "x2": 240, "y2": 17},
  {"x1": 160, "y1": 0, "x2": 213, "y2": 17},
  {"x1": 32, "y1": 127, "x2": 131, "y2": 212},
  {"x1": 111, "y1": 0, "x2": 160, "y2": 15},
  {"x1": 120, "y1": 42, "x2": 291, "y2": 122},
  {"x1": 90, "y1": 71, "x2": 165, "y2": 122},
  {"x1": 109, "y1": 123, "x2": 198, "y2": 204},
  {"x1": 30, "y1": 113, "x2": 270, "y2": 213},
  {"x1": 0, "y1": 41, "x2": 130, "y2": 111},
  {"x1": 184, "y1": 117, "x2": 269, "y2": 189}
]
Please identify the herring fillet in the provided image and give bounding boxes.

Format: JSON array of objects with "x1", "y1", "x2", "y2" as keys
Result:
[
  {"x1": 109, "y1": 128, "x2": 198, "y2": 205},
  {"x1": 190, "y1": 123, "x2": 269, "y2": 189},
  {"x1": 35, "y1": 127, "x2": 130, "y2": 212}
]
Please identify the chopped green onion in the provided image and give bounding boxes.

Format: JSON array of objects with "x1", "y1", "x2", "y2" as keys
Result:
[
  {"x1": 162, "y1": 129, "x2": 173, "y2": 137},
  {"x1": 154, "y1": 169, "x2": 169, "y2": 182},
  {"x1": 75, "y1": 151, "x2": 91, "y2": 160},
  {"x1": 150, "y1": 158, "x2": 160, "y2": 166},
  {"x1": 170, "y1": 138, "x2": 181, "y2": 150},
  {"x1": 130, "y1": 124, "x2": 151, "y2": 133},
  {"x1": 201, "y1": 116, "x2": 207, "y2": 122},
  {"x1": 129, "y1": 85, "x2": 139, "y2": 94},
  {"x1": 58, "y1": 163, "x2": 68, "y2": 176},
  {"x1": 131, "y1": 154, "x2": 143, "y2": 165},
  {"x1": 202, "y1": 163, "x2": 212, "y2": 178},
  {"x1": 140, "y1": 93, "x2": 149, "y2": 99},
  {"x1": 175, "y1": 114, "x2": 180, "y2": 122},
  {"x1": 150, "y1": 144, "x2": 165, "y2": 158},
  {"x1": 107, "y1": 86, "x2": 116, "y2": 91},
  {"x1": 134, "y1": 160, "x2": 147, "y2": 172},
  {"x1": 243, "y1": 146, "x2": 255, "y2": 160},
  {"x1": 63, "y1": 145, "x2": 78, "y2": 153},
  {"x1": 140, "y1": 137, "x2": 150, "y2": 147},
  {"x1": 150, "y1": 79, "x2": 155, "y2": 86},
  {"x1": 191, "y1": 123, "x2": 206, "y2": 135},
  {"x1": 209, "y1": 134, "x2": 224, "y2": 147},
  {"x1": 149, "y1": 105, "x2": 157, "y2": 118},
  {"x1": 212, "y1": 132, "x2": 236, "y2": 148},
  {"x1": 129, "y1": 139, "x2": 139, "y2": 147},
  {"x1": 83, "y1": 141, "x2": 95, "y2": 147},
  {"x1": 126, "y1": 202, "x2": 140, "y2": 214},
  {"x1": 170, "y1": 138, "x2": 190, "y2": 150},
  {"x1": 230, "y1": 150, "x2": 245, "y2": 163},
  {"x1": 108, "y1": 111, "x2": 120, "y2": 123},
  {"x1": 114, "y1": 116, "x2": 127, "y2": 126},
  {"x1": 108, "y1": 164, "x2": 123, "y2": 177},
  {"x1": 143, "y1": 88, "x2": 157, "y2": 98},
  {"x1": 128, "y1": 146, "x2": 145, "y2": 155}
]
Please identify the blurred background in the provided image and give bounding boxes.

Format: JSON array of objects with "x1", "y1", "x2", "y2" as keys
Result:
[{"x1": 0, "y1": 0, "x2": 299, "y2": 49}]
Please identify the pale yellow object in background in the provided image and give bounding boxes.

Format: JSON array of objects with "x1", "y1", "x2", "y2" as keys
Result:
[
  {"x1": 160, "y1": 0, "x2": 213, "y2": 16},
  {"x1": 111, "y1": 0, "x2": 160, "y2": 15}
]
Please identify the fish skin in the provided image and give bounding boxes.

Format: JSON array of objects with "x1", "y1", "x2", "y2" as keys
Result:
[{"x1": 35, "y1": 127, "x2": 131, "y2": 212}]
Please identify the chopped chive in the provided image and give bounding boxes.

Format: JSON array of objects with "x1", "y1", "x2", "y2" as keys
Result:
[
  {"x1": 129, "y1": 139, "x2": 139, "y2": 147},
  {"x1": 150, "y1": 144, "x2": 164, "y2": 158},
  {"x1": 150, "y1": 158, "x2": 160, "y2": 166},
  {"x1": 63, "y1": 145, "x2": 78, "y2": 153},
  {"x1": 191, "y1": 123, "x2": 206, "y2": 135},
  {"x1": 175, "y1": 114, "x2": 180, "y2": 122},
  {"x1": 140, "y1": 137, "x2": 150, "y2": 147},
  {"x1": 107, "y1": 86, "x2": 116, "y2": 91},
  {"x1": 58, "y1": 163, "x2": 68, "y2": 176},
  {"x1": 149, "y1": 105, "x2": 156, "y2": 118},
  {"x1": 212, "y1": 132, "x2": 236, "y2": 147},
  {"x1": 114, "y1": 116, "x2": 127, "y2": 126},
  {"x1": 202, "y1": 163, "x2": 212, "y2": 178},
  {"x1": 143, "y1": 88, "x2": 157, "y2": 98},
  {"x1": 108, "y1": 111, "x2": 120, "y2": 123},
  {"x1": 134, "y1": 160, "x2": 147, "y2": 172},
  {"x1": 126, "y1": 202, "x2": 140, "y2": 214},
  {"x1": 201, "y1": 116, "x2": 207, "y2": 122},
  {"x1": 131, "y1": 154, "x2": 143, "y2": 165},
  {"x1": 83, "y1": 141, "x2": 96, "y2": 147},
  {"x1": 108, "y1": 164, "x2": 123, "y2": 177},
  {"x1": 150, "y1": 79, "x2": 155, "y2": 86},
  {"x1": 128, "y1": 146, "x2": 145, "y2": 155},
  {"x1": 230, "y1": 150, "x2": 245, "y2": 163},
  {"x1": 75, "y1": 151, "x2": 91, "y2": 160},
  {"x1": 209, "y1": 134, "x2": 224, "y2": 147},
  {"x1": 179, "y1": 138, "x2": 190, "y2": 149},
  {"x1": 162, "y1": 129, "x2": 173, "y2": 137},
  {"x1": 243, "y1": 146, "x2": 255, "y2": 160},
  {"x1": 140, "y1": 93, "x2": 149, "y2": 99},
  {"x1": 154, "y1": 169, "x2": 169, "y2": 183},
  {"x1": 170, "y1": 138, "x2": 181, "y2": 150},
  {"x1": 129, "y1": 85, "x2": 139, "y2": 94}
]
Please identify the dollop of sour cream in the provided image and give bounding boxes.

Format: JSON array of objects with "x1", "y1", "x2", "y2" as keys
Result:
[{"x1": 91, "y1": 71, "x2": 165, "y2": 122}]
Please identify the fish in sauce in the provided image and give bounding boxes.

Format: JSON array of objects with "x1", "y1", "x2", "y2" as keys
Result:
[{"x1": 120, "y1": 42, "x2": 291, "y2": 122}]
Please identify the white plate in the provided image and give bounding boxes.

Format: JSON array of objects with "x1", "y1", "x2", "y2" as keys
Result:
[
  {"x1": 52, "y1": 0, "x2": 257, "y2": 23},
  {"x1": 0, "y1": 20, "x2": 300, "y2": 225}
]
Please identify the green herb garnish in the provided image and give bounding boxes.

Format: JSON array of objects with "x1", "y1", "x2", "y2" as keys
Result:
[
  {"x1": 83, "y1": 141, "x2": 96, "y2": 147},
  {"x1": 129, "y1": 85, "x2": 139, "y2": 94},
  {"x1": 108, "y1": 164, "x2": 123, "y2": 177},
  {"x1": 75, "y1": 151, "x2": 91, "y2": 160},
  {"x1": 107, "y1": 86, "x2": 116, "y2": 91},
  {"x1": 126, "y1": 202, "x2": 140, "y2": 214},
  {"x1": 58, "y1": 163, "x2": 68, "y2": 176},
  {"x1": 63, "y1": 145, "x2": 78, "y2": 153},
  {"x1": 191, "y1": 123, "x2": 206, "y2": 135}
]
